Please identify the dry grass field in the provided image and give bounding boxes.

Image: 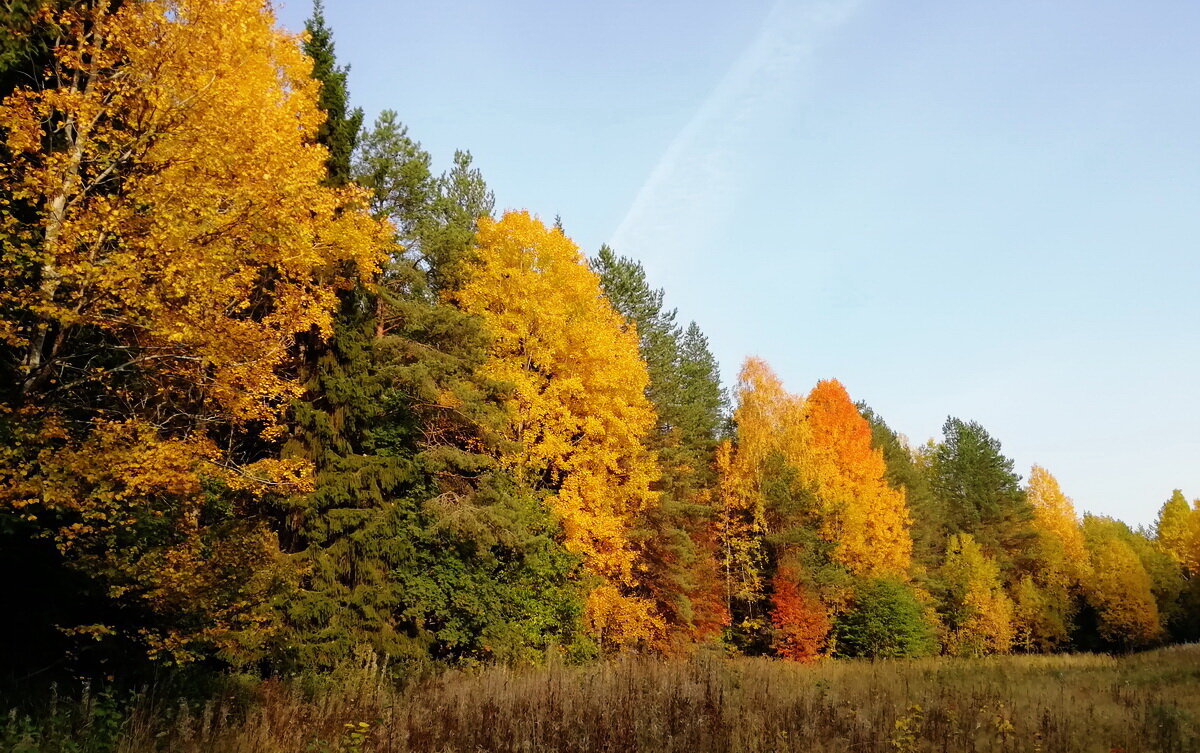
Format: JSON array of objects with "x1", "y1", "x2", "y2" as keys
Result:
[{"x1": 6, "y1": 645, "x2": 1200, "y2": 753}]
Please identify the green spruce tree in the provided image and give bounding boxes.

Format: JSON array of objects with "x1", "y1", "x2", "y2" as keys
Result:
[
  {"x1": 354, "y1": 110, "x2": 434, "y2": 242},
  {"x1": 278, "y1": 77, "x2": 584, "y2": 666},
  {"x1": 422, "y1": 150, "x2": 495, "y2": 293},
  {"x1": 929, "y1": 417, "x2": 1034, "y2": 576},
  {"x1": 303, "y1": 0, "x2": 362, "y2": 184},
  {"x1": 592, "y1": 246, "x2": 729, "y2": 645},
  {"x1": 591, "y1": 245, "x2": 684, "y2": 432},
  {"x1": 676, "y1": 322, "x2": 729, "y2": 454}
]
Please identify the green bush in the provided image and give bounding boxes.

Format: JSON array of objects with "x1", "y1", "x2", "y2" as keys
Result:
[{"x1": 834, "y1": 579, "x2": 937, "y2": 658}]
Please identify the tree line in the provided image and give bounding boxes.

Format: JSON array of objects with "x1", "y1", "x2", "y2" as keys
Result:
[{"x1": 1, "y1": 0, "x2": 1197, "y2": 682}]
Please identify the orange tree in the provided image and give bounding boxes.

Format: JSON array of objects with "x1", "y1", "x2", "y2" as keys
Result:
[
  {"x1": 717, "y1": 361, "x2": 916, "y2": 656},
  {"x1": 769, "y1": 566, "x2": 829, "y2": 662},
  {"x1": 799, "y1": 379, "x2": 912, "y2": 578}
]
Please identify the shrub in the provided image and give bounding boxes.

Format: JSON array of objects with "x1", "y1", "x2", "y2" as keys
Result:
[{"x1": 834, "y1": 579, "x2": 937, "y2": 658}]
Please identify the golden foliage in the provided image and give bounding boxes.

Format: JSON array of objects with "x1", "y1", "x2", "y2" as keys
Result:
[
  {"x1": 1157, "y1": 489, "x2": 1199, "y2": 574},
  {"x1": 716, "y1": 363, "x2": 913, "y2": 612},
  {"x1": 1084, "y1": 526, "x2": 1161, "y2": 648},
  {"x1": 943, "y1": 534, "x2": 1014, "y2": 656},
  {"x1": 1027, "y1": 466, "x2": 1090, "y2": 584},
  {"x1": 716, "y1": 359, "x2": 804, "y2": 610},
  {"x1": 728, "y1": 357, "x2": 807, "y2": 474},
  {"x1": 0, "y1": 0, "x2": 386, "y2": 661},
  {"x1": 1018, "y1": 466, "x2": 1088, "y2": 650},
  {"x1": 454, "y1": 211, "x2": 664, "y2": 648},
  {"x1": 1011, "y1": 575, "x2": 1067, "y2": 653},
  {"x1": 1, "y1": 0, "x2": 383, "y2": 421}
]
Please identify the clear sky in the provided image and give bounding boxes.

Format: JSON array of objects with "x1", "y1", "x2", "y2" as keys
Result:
[{"x1": 275, "y1": 0, "x2": 1200, "y2": 528}]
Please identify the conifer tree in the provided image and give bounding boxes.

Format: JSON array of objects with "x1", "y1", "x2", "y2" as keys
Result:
[
  {"x1": 357, "y1": 157, "x2": 581, "y2": 664},
  {"x1": 424, "y1": 150, "x2": 494, "y2": 292},
  {"x1": 929, "y1": 418, "x2": 1034, "y2": 574},
  {"x1": 677, "y1": 322, "x2": 729, "y2": 451},
  {"x1": 277, "y1": 22, "x2": 580, "y2": 667},
  {"x1": 304, "y1": 0, "x2": 362, "y2": 185},
  {"x1": 592, "y1": 246, "x2": 685, "y2": 433},
  {"x1": 592, "y1": 247, "x2": 728, "y2": 646},
  {"x1": 278, "y1": 2, "x2": 391, "y2": 664},
  {"x1": 592, "y1": 247, "x2": 729, "y2": 495},
  {"x1": 354, "y1": 110, "x2": 434, "y2": 243},
  {"x1": 670, "y1": 322, "x2": 731, "y2": 642},
  {"x1": 858, "y1": 404, "x2": 944, "y2": 572}
]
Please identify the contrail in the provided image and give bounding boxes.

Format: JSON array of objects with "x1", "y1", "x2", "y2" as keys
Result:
[{"x1": 609, "y1": 0, "x2": 863, "y2": 269}]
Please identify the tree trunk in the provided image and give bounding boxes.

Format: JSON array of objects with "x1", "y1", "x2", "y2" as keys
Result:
[{"x1": 20, "y1": 63, "x2": 92, "y2": 393}]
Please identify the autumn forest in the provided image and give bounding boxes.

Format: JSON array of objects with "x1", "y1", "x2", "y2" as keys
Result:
[{"x1": 2, "y1": 0, "x2": 1199, "y2": 751}]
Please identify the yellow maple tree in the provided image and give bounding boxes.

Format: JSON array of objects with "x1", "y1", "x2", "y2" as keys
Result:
[
  {"x1": 1027, "y1": 466, "x2": 1090, "y2": 584},
  {"x1": 1016, "y1": 465, "x2": 1090, "y2": 650},
  {"x1": 1083, "y1": 517, "x2": 1161, "y2": 649},
  {"x1": 453, "y1": 210, "x2": 664, "y2": 648},
  {"x1": 716, "y1": 358, "x2": 805, "y2": 619},
  {"x1": 1157, "y1": 490, "x2": 1199, "y2": 574},
  {"x1": 942, "y1": 533, "x2": 1014, "y2": 656},
  {"x1": 0, "y1": 0, "x2": 386, "y2": 661}
]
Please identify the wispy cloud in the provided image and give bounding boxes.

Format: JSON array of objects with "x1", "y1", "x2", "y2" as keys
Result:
[{"x1": 609, "y1": 0, "x2": 863, "y2": 270}]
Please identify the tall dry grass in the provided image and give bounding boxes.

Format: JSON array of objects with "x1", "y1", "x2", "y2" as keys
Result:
[{"x1": 6, "y1": 645, "x2": 1199, "y2": 752}]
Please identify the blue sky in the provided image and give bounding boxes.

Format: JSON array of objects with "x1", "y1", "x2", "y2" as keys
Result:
[{"x1": 276, "y1": 0, "x2": 1200, "y2": 527}]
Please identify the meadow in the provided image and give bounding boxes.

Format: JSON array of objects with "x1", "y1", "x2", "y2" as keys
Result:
[{"x1": 6, "y1": 646, "x2": 1199, "y2": 753}]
